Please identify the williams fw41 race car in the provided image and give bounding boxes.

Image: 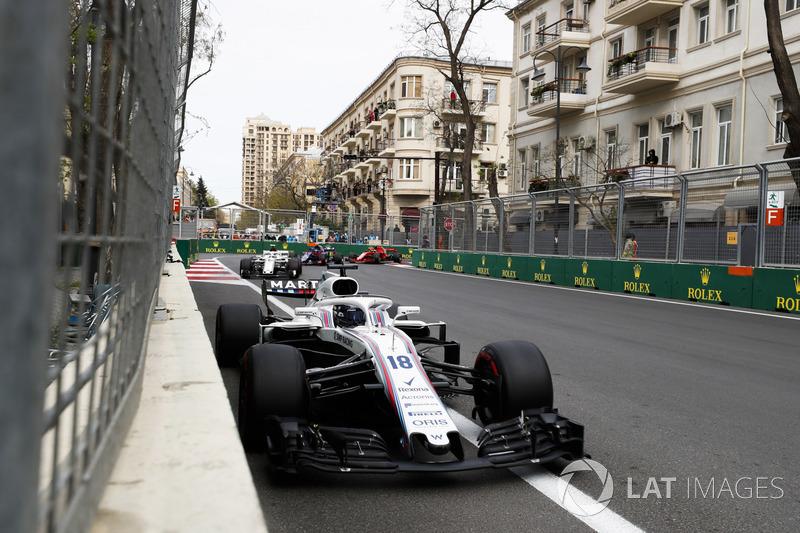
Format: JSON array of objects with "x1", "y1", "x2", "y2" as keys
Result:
[
  {"x1": 214, "y1": 265, "x2": 585, "y2": 474},
  {"x1": 301, "y1": 244, "x2": 343, "y2": 266},
  {"x1": 348, "y1": 245, "x2": 402, "y2": 264},
  {"x1": 239, "y1": 249, "x2": 302, "y2": 279}
]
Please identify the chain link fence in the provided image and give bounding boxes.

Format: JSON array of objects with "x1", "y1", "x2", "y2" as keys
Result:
[
  {"x1": 1, "y1": 1, "x2": 188, "y2": 532},
  {"x1": 418, "y1": 161, "x2": 800, "y2": 268}
]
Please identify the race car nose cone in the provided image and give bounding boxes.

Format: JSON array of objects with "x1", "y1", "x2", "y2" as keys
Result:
[{"x1": 422, "y1": 438, "x2": 451, "y2": 456}]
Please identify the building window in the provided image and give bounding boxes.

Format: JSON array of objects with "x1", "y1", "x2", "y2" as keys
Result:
[
  {"x1": 725, "y1": 0, "x2": 738, "y2": 33},
  {"x1": 696, "y1": 4, "x2": 709, "y2": 44},
  {"x1": 536, "y1": 15, "x2": 547, "y2": 46},
  {"x1": 659, "y1": 119, "x2": 672, "y2": 165},
  {"x1": 481, "y1": 123, "x2": 496, "y2": 144},
  {"x1": 717, "y1": 105, "x2": 732, "y2": 166},
  {"x1": 572, "y1": 138, "x2": 582, "y2": 177},
  {"x1": 521, "y1": 77, "x2": 530, "y2": 107},
  {"x1": 787, "y1": 0, "x2": 800, "y2": 11},
  {"x1": 775, "y1": 97, "x2": 789, "y2": 143},
  {"x1": 532, "y1": 145, "x2": 541, "y2": 178},
  {"x1": 605, "y1": 130, "x2": 617, "y2": 169},
  {"x1": 482, "y1": 83, "x2": 497, "y2": 104},
  {"x1": 399, "y1": 158, "x2": 420, "y2": 180},
  {"x1": 637, "y1": 123, "x2": 649, "y2": 165},
  {"x1": 518, "y1": 148, "x2": 527, "y2": 190},
  {"x1": 690, "y1": 111, "x2": 704, "y2": 169},
  {"x1": 522, "y1": 24, "x2": 531, "y2": 53},
  {"x1": 667, "y1": 18, "x2": 679, "y2": 62},
  {"x1": 401, "y1": 76, "x2": 422, "y2": 98},
  {"x1": 400, "y1": 117, "x2": 421, "y2": 138},
  {"x1": 445, "y1": 80, "x2": 470, "y2": 99}
]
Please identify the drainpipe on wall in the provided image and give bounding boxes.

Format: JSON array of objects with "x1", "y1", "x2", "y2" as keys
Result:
[{"x1": 738, "y1": 0, "x2": 752, "y2": 165}]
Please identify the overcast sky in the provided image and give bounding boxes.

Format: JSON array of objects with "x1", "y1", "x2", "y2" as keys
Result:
[{"x1": 178, "y1": 0, "x2": 514, "y2": 205}]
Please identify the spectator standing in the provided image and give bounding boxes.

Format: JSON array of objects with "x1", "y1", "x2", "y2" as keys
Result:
[{"x1": 645, "y1": 149, "x2": 658, "y2": 165}]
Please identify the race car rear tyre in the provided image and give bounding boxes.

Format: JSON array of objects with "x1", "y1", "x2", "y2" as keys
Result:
[
  {"x1": 287, "y1": 257, "x2": 301, "y2": 278},
  {"x1": 238, "y1": 344, "x2": 308, "y2": 453},
  {"x1": 215, "y1": 303, "x2": 263, "y2": 367},
  {"x1": 240, "y1": 257, "x2": 252, "y2": 278},
  {"x1": 473, "y1": 340, "x2": 553, "y2": 425},
  {"x1": 392, "y1": 253, "x2": 402, "y2": 263},
  {"x1": 332, "y1": 253, "x2": 343, "y2": 264}
]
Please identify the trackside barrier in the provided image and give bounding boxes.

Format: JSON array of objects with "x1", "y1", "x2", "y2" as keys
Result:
[{"x1": 411, "y1": 251, "x2": 800, "y2": 315}]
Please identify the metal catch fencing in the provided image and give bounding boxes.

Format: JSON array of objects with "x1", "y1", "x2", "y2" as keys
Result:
[
  {"x1": 1, "y1": 1, "x2": 187, "y2": 533},
  {"x1": 418, "y1": 160, "x2": 800, "y2": 268}
]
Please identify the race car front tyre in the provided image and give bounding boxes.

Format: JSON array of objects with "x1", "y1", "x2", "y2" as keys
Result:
[
  {"x1": 287, "y1": 257, "x2": 301, "y2": 278},
  {"x1": 473, "y1": 340, "x2": 554, "y2": 425},
  {"x1": 215, "y1": 303, "x2": 263, "y2": 367},
  {"x1": 349, "y1": 252, "x2": 358, "y2": 261},
  {"x1": 372, "y1": 252, "x2": 380, "y2": 263},
  {"x1": 332, "y1": 253, "x2": 343, "y2": 264},
  {"x1": 238, "y1": 344, "x2": 308, "y2": 453},
  {"x1": 240, "y1": 257, "x2": 252, "y2": 278}
]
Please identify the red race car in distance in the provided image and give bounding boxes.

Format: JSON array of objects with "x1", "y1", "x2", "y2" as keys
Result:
[{"x1": 348, "y1": 246, "x2": 403, "y2": 264}]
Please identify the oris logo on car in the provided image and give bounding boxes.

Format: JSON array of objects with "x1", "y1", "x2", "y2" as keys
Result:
[{"x1": 412, "y1": 419, "x2": 450, "y2": 426}]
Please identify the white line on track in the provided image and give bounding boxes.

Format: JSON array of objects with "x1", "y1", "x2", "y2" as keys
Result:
[{"x1": 447, "y1": 409, "x2": 645, "y2": 533}]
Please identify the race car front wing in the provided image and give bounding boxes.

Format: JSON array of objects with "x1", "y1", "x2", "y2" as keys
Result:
[{"x1": 262, "y1": 407, "x2": 585, "y2": 473}]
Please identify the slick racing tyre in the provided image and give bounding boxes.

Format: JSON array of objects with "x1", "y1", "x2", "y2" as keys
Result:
[
  {"x1": 238, "y1": 344, "x2": 308, "y2": 453},
  {"x1": 215, "y1": 303, "x2": 263, "y2": 367},
  {"x1": 240, "y1": 257, "x2": 252, "y2": 278},
  {"x1": 332, "y1": 253, "x2": 344, "y2": 264},
  {"x1": 348, "y1": 252, "x2": 358, "y2": 262},
  {"x1": 473, "y1": 340, "x2": 553, "y2": 425},
  {"x1": 372, "y1": 252, "x2": 381, "y2": 263},
  {"x1": 392, "y1": 253, "x2": 402, "y2": 263},
  {"x1": 287, "y1": 257, "x2": 301, "y2": 278}
]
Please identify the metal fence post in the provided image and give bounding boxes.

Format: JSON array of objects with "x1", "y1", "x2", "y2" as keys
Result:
[
  {"x1": 676, "y1": 174, "x2": 688, "y2": 263},
  {"x1": 755, "y1": 163, "x2": 767, "y2": 268},
  {"x1": 0, "y1": 2, "x2": 65, "y2": 532}
]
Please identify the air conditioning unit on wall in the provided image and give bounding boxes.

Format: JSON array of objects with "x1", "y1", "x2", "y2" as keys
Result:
[
  {"x1": 433, "y1": 120, "x2": 442, "y2": 128},
  {"x1": 535, "y1": 209, "x2": 545, "y2": 222},
  {"x1": 664, "y1": 111, "x2": 683, "y2": 129},
  {"x1": 579, "y1": 136, "x2": 595, "y2": 150}
]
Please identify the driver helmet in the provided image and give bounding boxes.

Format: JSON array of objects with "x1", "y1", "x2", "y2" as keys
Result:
[{"x1": 333, "y1": 304, "x2": 366, "y2": 328}]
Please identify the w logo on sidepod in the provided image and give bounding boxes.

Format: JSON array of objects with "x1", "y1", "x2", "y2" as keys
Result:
[{"x1": 557, "y1": 459, "x2": 614, "y2": 517}]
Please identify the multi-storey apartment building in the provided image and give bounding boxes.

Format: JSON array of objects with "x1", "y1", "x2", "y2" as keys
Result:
[
  {"x1": 241, "y1": 115, "x2": 321, "y2": 206},
  {"x1": 319, "y1": 53, "x2": 513, "y2": 229},
  {"x1": 506, "y1": 0, "x2": 799, "y2": 196}
]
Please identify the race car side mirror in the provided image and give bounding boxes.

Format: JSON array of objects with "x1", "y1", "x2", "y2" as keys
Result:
[{"x1": 395, "y1": 306, "x2": 420, "y2": 318}]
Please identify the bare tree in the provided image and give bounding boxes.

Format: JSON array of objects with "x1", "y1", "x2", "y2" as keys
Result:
[
  {"x1": 402, "y1": 0, "x2": 508, "y2": 246},
  {"x1": 765, "y1": 0, "x2": 800, "y2": 188}
]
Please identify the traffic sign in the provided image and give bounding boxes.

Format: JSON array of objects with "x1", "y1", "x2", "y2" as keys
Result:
[
  {"x1": 444, "y1": 218, "x2": 456, "y2": 231},
  {"x1": 171, "y1": 198, "x2": 181, "y2": 212}
]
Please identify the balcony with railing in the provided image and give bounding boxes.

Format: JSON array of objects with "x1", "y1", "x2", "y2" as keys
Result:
[
  {"x1": 603, "y1": 164, "x2": 677, "y2": 191},
  {"x1": 441, "y1": 98, "x2": 487, "y2": 116},
  {"x1": 378, "y1": 99, "x2": 397, "y2": 121},
  {"x1": 533, "y1": 18, "x2": 590, "y2": 59},
  {"x1": 606, "y1": 0, "x2": 685, "y2": 26},
  {"x1": 526, "y1": 78, "x2": 589, "y2": 118},
  {"x1": 378, "y1": 136, "x2": 396, "y2": 156},
  {"x1": 603, "y1": 46, "x2": 679, "y2": 94}
]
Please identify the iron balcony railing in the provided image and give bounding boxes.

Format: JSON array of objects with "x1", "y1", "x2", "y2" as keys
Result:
[
  {"x1": 607, "y1": 46, "x2": 677, "y2": 80},
  {"x1": 530, "y1": 78, "x2": 588, "y2": 103},
  {"x1": 535, "y1": 18, "x2": 589, "y2": 48}
]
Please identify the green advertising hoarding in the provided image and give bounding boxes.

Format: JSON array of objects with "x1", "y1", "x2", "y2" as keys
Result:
[
  {"x1": 564, "y1": 259, "x2": 614, "y2": 291},
  {"x1": 671, "y1": 264, "x2": 754, "y2": 308},
  {"x1": 752, "y1": 268, "x2": 800, "y2": 314},
  {"x1": 612, "y1": 261, "x2": 673, "y2": 298}
]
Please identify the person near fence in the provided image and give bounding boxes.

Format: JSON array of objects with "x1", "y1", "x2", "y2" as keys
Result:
[
  {"x1": 645, "y1": 149, "x2": 658, "y2": 165},
  {"x1": 622, "y1": 232, "x2": 638, "y2": 258}
]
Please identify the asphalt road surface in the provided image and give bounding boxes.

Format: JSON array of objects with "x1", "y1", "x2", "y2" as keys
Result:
[{"x1": 189, "y1": 254, "x2": 800, "y2": 533}]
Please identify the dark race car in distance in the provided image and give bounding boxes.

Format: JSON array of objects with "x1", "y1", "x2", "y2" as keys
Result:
[
  {"x1": 301, "y1": 244, "x2": 343, "y2": 265},
  {"x1": 348, "y1": 245, "x2": 402, "y2": 264}
]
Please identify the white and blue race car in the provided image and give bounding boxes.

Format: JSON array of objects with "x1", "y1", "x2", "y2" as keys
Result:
[{"x1": 214, "y1": 265, "x2": 585, "y2": 473}]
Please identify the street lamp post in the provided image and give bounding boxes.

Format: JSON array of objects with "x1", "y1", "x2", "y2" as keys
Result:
[{"x1": 532, "y1": 45, "x2": 590, "y2": 254}]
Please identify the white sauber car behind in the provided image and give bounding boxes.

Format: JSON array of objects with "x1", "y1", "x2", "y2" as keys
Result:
[
  {"x1": 214, "y1": 265, "x2": 585, "y2": 473},
  {"x1": 239, "y1": 249, "x2": 301, "y2": 279}
]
